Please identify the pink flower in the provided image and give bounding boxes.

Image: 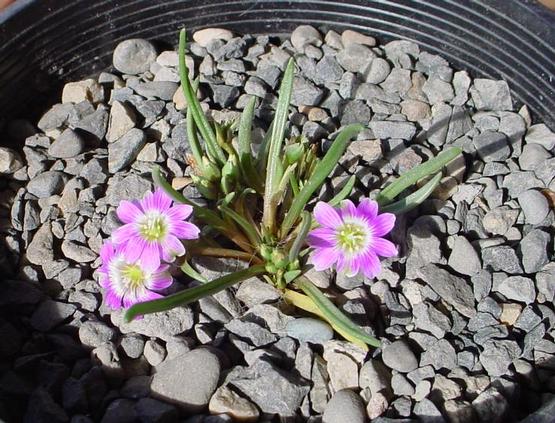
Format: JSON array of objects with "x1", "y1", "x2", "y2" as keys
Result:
[
  {"x1": 307, "y1": 199, "x2": 397, "y2": 278},
  {"x1": 98, "y1": 240, "x2": 173, "y2": 309},
  {"x1": 112, "y1": 189, "x2": 200, "y2": 271}
]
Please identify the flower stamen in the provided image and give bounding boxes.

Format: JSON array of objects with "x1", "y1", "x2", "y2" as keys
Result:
[
  {"x1": 336, "y1": 222, "x2": 368, "y2": 254},
  {"x1": 139, "y1": 213, "x2": 168, "y2": 242}
]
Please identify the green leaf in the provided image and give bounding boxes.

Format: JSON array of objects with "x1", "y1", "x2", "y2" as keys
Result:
[
  {"x1": 375, "y1": 147, "x2": 462, "y2": 206},
  {"x1": 381, "y1": 171, "x2": 442, "y2": 215},
  {"x1": 328, "y1": 175, "x2": 356, "y2": 207},
  {"x1": 125, "y1": 265, "x2": 266, "y2": 321},
  {"x1": 288, "y1": 211, "x2": 312, "y2": 263},
  {"x1": 178, "y1": 29, "x2": 226, "y2": 165},
  {"x1": 281, "y1": 124, "x2": 363, "y2": 237},
  {"x1": 237, "y1": 96, "x2": 264, "y2": 193},
  {"x1": 262, "y1": 58, "x2": 295, "y2": 233},
  {"x1": 219, "y1": 203, "x2": 262, "y2": 248},
  {"x1": 180, "y1": 260, "x2": 208, "y2": 283},
  {"x1": 284, "y1": 270, "x2": 302, "y2": 284},
  {"x1": 295, "y1": 276, "x2": 381, "y2": 347}
]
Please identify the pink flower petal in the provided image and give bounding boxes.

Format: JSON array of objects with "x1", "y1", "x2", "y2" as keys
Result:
[
  {"x1": 167, "y1": 204, "x2": 193, "y2": 221},
  {"x1": 112, "y1": 223, "x2": 139, "y2": 246},
  {"x1": 360, "y1": 250, "x2": 382, "y2": 279},
  {"x1": 99, "y1": 241, "x2": 114, "y2": 264},
  {"x1": 123, "y1": 237, "x2": 146, "y2": 263},
  {"x1": 307, "y1": 227, "x2": 338, "y2": 248},
  {"x1": 345, "y1": 257, "x2": 360, "y2": 277},
  {"x1": 371, "y1": 213, "x2": 396, "y2": 237},
  {"x1": 140, "y1": 242, "x2": 162, "y2": 272},
  {"x1": 309, "y1": 247, "x2": 339, "y2": 271},
  {"x1": 372, "y1": 238, "x2": 398, "y2": 258},
  {"x1": 147, "y1": 271, "x2": 173, "y2": 291},
  {"x1": 313, "y1": 202, "x2": 342, "y2": 229},
  {"x1": 105, "y1": 290, "x2": 123, "y2": 310},
  {"x1": 339, "y1": 199, "x2": 357, "y2": 219},
  {"x1": 357, "y1": 198, "x2": 378, "y2": 220},
  {"x1": 116, "y1": 200, "x2": 143, "y2": 224},
  {"x1": 141, "y1": 189, "x2": 172, "y2": 213},
  {"x1": 161, "y1": 235, "x2": 186, "y2": 261},
  {"x1": 171, "y1": 221, "x2": 200, "y2": 240}
]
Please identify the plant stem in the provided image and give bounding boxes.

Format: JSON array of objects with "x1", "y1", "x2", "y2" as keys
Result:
[{"x1": 124, "y1": 265, "x2": 266, "y2": 321}]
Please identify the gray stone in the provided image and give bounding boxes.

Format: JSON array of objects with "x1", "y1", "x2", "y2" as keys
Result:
[
  {"x1": 503, "y1": 171, "x2": 544, "y2": 198},
  {"x1": 518, "y1": 189, "x2": 549, "y2": 225},
  {"x1": 151, "y1": 348, "x2": 221, "y2": 412},
  {"x1": 135, "y1": 397, "x2": 178, "y2": 423},
  {"x1": 315, "y1": 55, "x2": 344, "y2": 84},
  {"x1": 382, "y1": 340, "x2": 419, "y2": 373},
  {"x1": 0, "y1": 147, "x2": 24, "y2": 174},
  {"x1": 381, "y1": 68, "x2": 412, "y2": 96},
  {"x1": 364, "y1": 58, "x2": 391, "y2": 84},
  {"x1": 323, "y1": 389, "x2": 366, "y2": 423},
  {"x1": 359, "y1": 359, "x2": 391, "y2": 394},
  {"x1": 340, "y1": 100, "x2": 371, "y2": 125},
  {"x1": 113, "y1": 39, "x2": 157, "y2": 75},
  {"x1": 193, "y1": 28, "x2": 233, "y2": 47},
  {"x1": 144, "y1": 339, "x2": 167, "y2": 366},
  {"x1": 108, "y1": 128, "x2": 147, "y2": 173},
  {"x1": 482, "y1": 246, "x2": 523, "y2": 274},
  {"x1": 473, "y1": 130, "x2": 510, "y2": 162},
  {"x1": 120, "y1": 333, "x2": 145, "y2": 359},
  {"x1": 448, "y1": 235, "x2": 481, "y2": 276},
  {"x1": 134, "y1": 81, "x2": 179, "y2": 101},
  {"x1": 48, "y1": 129, "x2": 85, "y2": 158},
  {"x1": 519, "y1": 229, "x2": 550, "y2": 273},
  {"x1": 417, "y1": 264, "x2": 476, "y2": 318},
  {"x1": 291, "y1": 76, "x2": 324, "y2": 106},
  {"x1": 537, "y1": 263, "x2": 555, "y2": 303},
  {"x1": 451, "y1": 71, "x2": 471, "y2": 106},
  {"x1": 235, "y1": 277, "x2": 280, "y2": 307},
  {"x1": 27, "y1": 171, "x2": 66, "y2": 198},
  {"x1": 79, "y1": 320, "x2": 117, "y2": 348},
  {"x1": 482, "y1": 206, "x2": 519, "y2": 236},
  {"x1": 336, "y1": 43, "x2": 374, "y2": 73},
  {"x1": 413, "y1": 398, "x2": 444, "y2": 422},
  {"x1": 519, "y1": 143, "x2": 552, "y2": 171},
  {"x1": 413, "y1": 302, "x2": 452, "y2": 339},
  {"x1": 406, "y1": 225, "x2": 444, "y2": 277},
  {"x1": 421, "y1": 339, "x2": 457, "y2": 370},
  {"x1": 61, "y1": 240, "x2": 97, "y2": 263},
  {"x1": 120, "y1": 375, "x2": 152, "y2": 399},
  {"x1": 111, "y1": 306, "x2": 194, "y2": 341},
  {"x1": 495, "y1": 276, "x2": 536, "y2": 304},
  {"x1": 525, "y1": 123, "x2": 555, "y2": 151},
  {"x1": 370, "y1": 120, "x2": 416, "y2": 140},
  {"x1": 211, "y1": 84, "x2": 240, "y2": 107},
  {"x1": 228, "y1": 358, "x2": 310, "y2": 417},
  {"x1": 384, "y1": 40, "x2": 419, "y2": 68},
  {"x1": 208, "y1": 385, "x2": 260, "y2": 422},
  {"x1": 470, "y1": 79, "x2": 512, "y2": 111},
  {"x1": 101, "y1": 399, "x2": 137, "y2": 423},
  {"x1": 27, "y1": 222, "x2": 55, "y2": 265},
  {"x1": 472, "y1": 387, "x2": 509, "y2": 423},
  {"x1": 391, "y1": 373, "x2": 415, "y2": 396},
  {"x1": 31, "y1": 299, "x2": 76, "y2": 331},
  {"x1": 422, "y1": 77, "x2": 454, "y2": 104},
  {"x1": 224, "y1": 319, "x2": 277, "y2": 347},
  {"x1": 286, "y1": 317, "x2": 334, "y2": 344},
  {"x1": 479, "y1": 339, "x2": 520, "y2": 377},
  {"x1": 24, "y1": 387, "x2": 69, "y2": 423},
  {"x1": 291, "y1": 25, "x2": 322, "y2": 50}
]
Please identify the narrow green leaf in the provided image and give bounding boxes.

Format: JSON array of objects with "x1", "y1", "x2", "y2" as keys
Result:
[
  {"x1": 381, "y1": 172, "x2": 442, "y2": 215},
  {"x1": 376, "y1": 147, "x2": 462, "y2": 206},
  {"x1": 262, "y1": 58, "x2": 295, "y2": 233},
  {"x1": 288, "y1": 211, "x2": 312, "y2": 263},
  {"x1": 284, "y1": 270, "x2": 302, "y2": 284},
  {"x1": 178, "y1": 29, "x2": 226, "y2": 165},
  {"x1": 296, "y1": 276, "x2": 381, "y2": 347},
  {"x1": 256, "y1": 120, "x2": 273, "y2": 175},
  {"x1": 180, "y1": 260, "x2": 208, "y2": 283},
  {"x1": 186, "y1": 105, "x2": 204, "y2": 168},
  {"x1": 237, "y1": 96, "x2": 264, "y2": 193},
  {"x1": 125, "y1": 265, "x2": 266, "y2": 321},
  {"x1": 328, "y1": 175, "x2": 356, "y2": 207},
  {"x1": 219, "y1": 204, "x2": 262, "y2": 248},
  {"x1": 272, "y1": 163, "x2": 297, "y2": 205},
  {"x1": 281, "y1": 124, "x2": 363, "y2": 237}
]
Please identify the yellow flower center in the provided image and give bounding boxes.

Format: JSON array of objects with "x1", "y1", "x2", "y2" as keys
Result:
[
  {"x1": 336, "y1": 222, "x2": 367, "y2": 253},
  {"x1": 139, "y1": 213, "x2": 167, "y2": 242},
  {"x1": 121, "y1": 264, "x2": 145, "y2": 288}
]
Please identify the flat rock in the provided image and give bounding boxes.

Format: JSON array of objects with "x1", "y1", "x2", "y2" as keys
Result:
[
  {"x1": 193, "y1": 28, "x2": 234, "y2": 47},
  {"x1": 113, "y1": 39, "x2": 157, "y2": 75},
  {"x1": 291, "y1": 25, "x2": 322, "y2": 50},
  {"x1": 286, "y1": 317, "x2": 334, "y2": 344},
  {"x1": 470, "y1": 79, "x2": 512, "y2": 111},
  {"x1": 473, "y1": 130, "x2": 510, "y2": 162},
  {"x1": 27, "y1": 222, "x2": 55, "y2": 265},
  {"x1": 382, "y1": 340, "x2": 419, "y2": 373},
  {"x1": 111, "y1": 307, "x2": 194, "y2": 341},
  {"x1": 482, "y1": 246, "x2": 523, "y2": 274},
  {"x1": 417, "y1": 264, "x2": 476, "y2": 318},
  {"x1": 323, "y1": 389, "x2": 366, "y2": 423},
  {"x1": 27, "y1": 171, "x2": 66, "y2": 198},
  {"x1": 519, "y1": 229, "x2": 550, "y2": 273},
  {"x1": 151, "y1": 348, "x2": 221, "y2": 412},
  {"x1": 525, "y1": 123, "x2": 555, "y2": 150},
  {"x1": 518, "y1": 189, "x2": 549, "y2": 225},
  {"x1": 479, "y1": 339, "x2": 521, "y2": 377},
  {"x1": 494, "y1": 276, "x2": 536, "y2": 304},
  {"x1": 108, "y1": 128, "x2": 147, "y2": 173},
  {"x1": 208, "y1": 385, "x2": 259, "y2": 423},
  {"x1": 421, "y1": 338, "x2": 457, "y2": 371},
  {"x1": 448, "y1": 235, "x2": 481, "y2": 276}
]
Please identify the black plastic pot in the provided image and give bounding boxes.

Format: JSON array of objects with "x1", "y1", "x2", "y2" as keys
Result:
[
  {"x1": 0, "y1": 0, "x2": 554, "y2": 132},
  {"x1": 1, "y1": 1, "x2": 555, "y2": 422}
]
